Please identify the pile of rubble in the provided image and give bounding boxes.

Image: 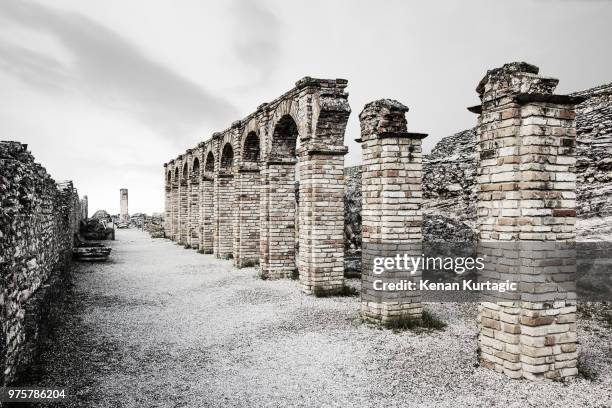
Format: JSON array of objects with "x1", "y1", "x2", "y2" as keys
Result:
[
  {"x1": 79, "y1": 217, "x2": 114, "y2": 240},
  {"x1": 143, "y1": 214, "x2": 165, "y2": 238}
]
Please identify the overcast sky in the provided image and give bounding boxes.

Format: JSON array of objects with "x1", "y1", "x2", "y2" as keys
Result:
[{"x1": 1, "y1": 0, "x2": 611, "y2": 215}]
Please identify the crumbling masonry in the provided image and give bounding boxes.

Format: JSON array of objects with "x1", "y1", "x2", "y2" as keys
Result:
[
  {"x1": 164, "y1": 78, "x2": 350, "y2": 295},
  {"x1": 0, "y1": 141, "x2": 84, "y2": 385},
  {"x1": 471, "y1": 62, "x2": 582, "y2": 381},
  {"x1": 358, "y1": 100, "x2": 427, "y2": 323},
  {"x1": 163, "y1": 66, "x2": 584, "y2": 382}
]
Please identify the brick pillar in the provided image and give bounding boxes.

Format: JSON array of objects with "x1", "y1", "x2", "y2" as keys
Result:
[
  {"x1": 164, "y1": 164, "x2": 171, "y2": 238},
  {"x1": 171, "y1": 160, "x2": 180, "y2": 241},
  {"x1": 189, "y1": 168, "x2": 200, "y2": 250},
  {"x1": 259, "y1": 166, "x2": 271, "y2": 276},
  {"x1": 297, "y1": 147, "x2": 347, "y2": 295},
  {"x1": 259, "y1": 159, "x2": 297, "y2": 279},
  {"x1": 473, "y1": 62, "x2": 583, "y2": 381},
  {"x1": 358, "y1": 99, "x2": 427, "y2": 323},
  {"x1": 178, "y1": 156, "x2": 189, "y2": 246},
  {"x1": 233, "y1": 165, "x2": 260, "y2": 267},
  {"x1": 214, "y1": 173, "x2": 234, "y2": 259},
  {"x1": 200, "y1": 175, "x2": 214, "y2": 253}
]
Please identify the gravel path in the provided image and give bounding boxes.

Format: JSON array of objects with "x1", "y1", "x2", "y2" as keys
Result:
[{"x1": 25, "y1": 229, "x2": 612, "y2": 407}]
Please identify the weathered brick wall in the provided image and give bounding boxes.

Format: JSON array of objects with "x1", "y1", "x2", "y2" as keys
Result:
[{"x1": 0, "y1": 141, "x2": 82, "y2": 385}]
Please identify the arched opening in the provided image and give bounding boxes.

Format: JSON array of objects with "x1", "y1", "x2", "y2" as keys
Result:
[
  {"x1": 189, "y1": 157, "x2": 201, "y2": 249},
  {"x1": 205, "y1": 151, "x2": 215, "y2": 172},
  {"x1": 216, "y1": 142, "x2": 234, "y2": 259},
  {"x1": 271, "y1": 115, "x2": 298, "y2": 160},
  {"x1": 263, "y1": 114, "x2": 300, "y2": 279},
  {"x1": 182, "y1": 162, "x2": 188, "y2": 181},
  {"x1": 243, "y1": 132, "x2": 260, "y2": 163},
  {"x1": 192, "y1": 157, "x2": 200, "y2": 177},
  {"x1": 235, "y1": 131, "x2": 261, "y2": 267},
  {"x1": 221, "y1": 143, "x2": 234, "y2": 170},
  {"x1": 167, "y1": 170, "x2": 172, "y2": 184},
  {"x1": 179, "y1": 161, "x2": 189, "y2": 245},
  {"x1": 201, "y1": 151, "x2": 215, "y2": 254}
]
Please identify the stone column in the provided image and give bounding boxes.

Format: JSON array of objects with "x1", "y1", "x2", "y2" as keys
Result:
[
  {"x1": 171, "y1": 159, "x2": 179, "y2": 241},
  {"x1": 119, "y1": 188, "x2": 128, "y2": 222},
  {"x1": 178, "y1": 154, "x2": 189, "y2": 246},
  {"x1": 189, "y1": 161, "x2": 200, "y2": 250},
  {"x1": 358, "y1": 99, "x2": 427, "y2": 323},
  {"x1": 200, "y1": 173, "x2": 214, "y2": 253},
  {"x1": 81, "y1": 195, "x2": 88, "y2": 220},
  {"x1": 233, "y1": 164, "x2": 260, "y2": 267},
  {"x1": 472, "y1": 62, "x2": 583, "y2": 381},
  {"x1": 259, "y1": 159, "x2": 297, "y2": 278},
  {"x1": 214, "y1": 172, "x2": 234, "y2": 259},
  {"x1": 164, "y1": 164, "x2": 172, "y2": 238},
  {"x1": 297, "y1": 146, "x2": 347, "y2": 295}
]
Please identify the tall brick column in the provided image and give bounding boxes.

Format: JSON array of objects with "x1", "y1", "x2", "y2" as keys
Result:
[
  {"x1": 200, "y1": 174, "x2": 214, "y2": 253},
  {"x1": 178, "y1": 153, "x2": 189, "y2": 246},
  {"x1": 358, "y1": 99, "x2": 427, "y2": 322},
  {"x1": 472, "y1": 62, "x2": 583, "y2": 381},
  {"x1": 171, "y1": 159, "x2": 179, "y2": 241},
  {"x1": 188, "y1": 154, "x2": 201, "y2": 250},
  {"x1": 259, "y1": 160, "x2": 297, "y2": 278},
  {"x1": 233, "y1": 164, "x2": 260, "y2": 267},
  {"x1": 163, "y1": 163, "x2": 171, "y2": 238},
  {"x1": 214, "y1": 174, "x2": 233, "y2": 258},
  {"x1": 214, "y1": 139, "x2": 234, "y2": 260},
  {"x1": 297, "y1": 146, "x2": 347, "y2": 295}
]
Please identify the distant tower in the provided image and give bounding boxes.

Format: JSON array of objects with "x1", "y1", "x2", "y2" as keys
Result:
[
  {"x1": 120, "y1": 189, "x2": 129, "y2": 222},
  {"x1": 81, "y1": 195, "x2": 88, "y2": 220}
]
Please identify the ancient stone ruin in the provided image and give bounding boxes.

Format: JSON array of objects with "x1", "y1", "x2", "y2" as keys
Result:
[
  {"x1": 0, "y1": 141, "x2": 85, "y2": 385},
  {"x1": 162, "y1": 63, "x2": 602, "y2": 382},
  {"x1": 358, "y1": 99, "x2": 427, "y2": 323},
  {"x1": 164, "y1": 77, "x2": 350, "y2": 296},
  {"x1": 119, "y1": 188, "x2": 129, "y2": 223},
  {"x1": 1, "y1": 62, "x2": 603, "y2": 387},
  {"x1": 471, "y1": 62, "x2": 582, "y2": 380}
]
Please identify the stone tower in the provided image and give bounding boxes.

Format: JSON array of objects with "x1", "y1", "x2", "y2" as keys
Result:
[{"x1": 120, "y1": 188, "x2": 129, "y2": 222}]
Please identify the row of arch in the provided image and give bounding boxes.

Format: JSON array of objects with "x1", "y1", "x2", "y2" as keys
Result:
[
  {"x1": 167, "y1": 135, "x2": 255, "y2": 185},
  {"x1": 163, "y1": 77, "x2": 351, "y2": 296}
]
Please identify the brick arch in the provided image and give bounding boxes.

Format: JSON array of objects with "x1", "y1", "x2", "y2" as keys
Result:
[
  {"x1": 265, "y1": 100, "x2": 304, "y2": 161},
  {"x1": 220, "y1": 143, "x2": 234, "y2": 170},
  {"x1": 242, "y1": 131, "x2": 260, "y2": 163},
  {"x1": 162, "y1": 77, "x2": 351, "y2": 295},
  {"x1": 270, "y1": 115, "x2": 299, "y2": 160},
  {"x1": 192, "y1": 157, "x2": 200, "y2": 177},
  {"x1": 182, "y1": 162, "x2": 188, "y2": 181},
  {"x1": 204, "y1": 150, "x2": 215, "y2": 173}
]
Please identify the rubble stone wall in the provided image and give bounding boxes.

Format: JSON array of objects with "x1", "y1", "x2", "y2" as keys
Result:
[
  {"x1": 420, "y1": 82, "x2": 612, "y2": 240},
  {"x1": 0, "y1": 141, "x2": 82, "y2": 385}
]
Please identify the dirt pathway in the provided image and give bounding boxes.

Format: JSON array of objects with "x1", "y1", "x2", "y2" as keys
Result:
[{"x1": 21, "y1": 229, "x2": 612, "y2": 408}]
